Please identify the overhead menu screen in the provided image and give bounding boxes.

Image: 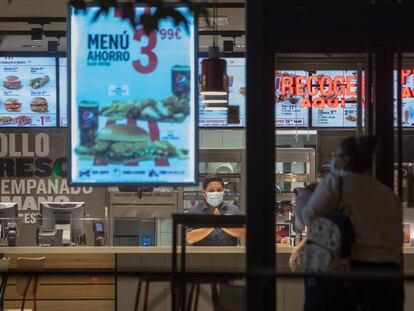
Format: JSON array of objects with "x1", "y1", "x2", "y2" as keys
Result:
[
  {"x1": 0, "y1": 57, "x2": 57, "y2": 127},
  {"x1": 70, "y1": 6, "x2": 197, "y2": 185},
  {"x1": 275, "y1": 70, "x2": 310, "y2": 127},
  {"x1": 199, "y1": 57, "x2": 245, "y2": 127},
  {"x1": 396, "y1": 70, "x2": 414, "y2": 127},
  {"x1": 310, "y1": 70, "x2": 362, "y2": 127},
  {"x1": 59, "y1": 57, "x2": 68, "y2": 127}
]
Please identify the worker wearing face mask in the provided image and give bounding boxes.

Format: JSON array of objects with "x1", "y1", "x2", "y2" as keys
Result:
[{"x1": 186, "y1": 174, "x2": 245, "y2": 246}]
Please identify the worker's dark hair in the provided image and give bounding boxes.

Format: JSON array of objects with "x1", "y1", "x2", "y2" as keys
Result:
[
  {"x1": 339, "y1": 135, "x2": 378, "y2": 174},
  {"x1": 203, "y1": 174, "x2": 224, "y2": 190}
]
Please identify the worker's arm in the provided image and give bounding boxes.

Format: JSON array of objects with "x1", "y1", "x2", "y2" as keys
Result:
[
  {"x1": 221, "y1": 228, "x2": 245, "y2": 238},
  {"x1": 186, "y1": 228, "x2": 214, "y2": 245},
  {"x1": 219, "y1": 205, "x2": 245, "y2": 238}
]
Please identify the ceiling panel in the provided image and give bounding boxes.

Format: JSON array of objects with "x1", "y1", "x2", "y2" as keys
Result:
[{"x1": 0, "y1": 0, "x2": 245, "y2": 52}]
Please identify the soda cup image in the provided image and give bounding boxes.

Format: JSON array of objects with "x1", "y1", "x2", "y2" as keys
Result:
[
  {"x1": 404, "y1": 104, "x2": 410, "y2": 124},
  {"x1": 228, "y1": 75, "x2": 234, "y2": 88},
  {"x1": 172, "y1": 65, "x2": 190, "y2": 98},
  {"x1": 78, "y1": 100, "x2": 99, "y2": 147}
]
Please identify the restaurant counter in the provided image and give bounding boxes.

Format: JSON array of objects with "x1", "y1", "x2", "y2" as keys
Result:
[{"x1": 1, "y1": 246, "x2": 414, "y2": 311}]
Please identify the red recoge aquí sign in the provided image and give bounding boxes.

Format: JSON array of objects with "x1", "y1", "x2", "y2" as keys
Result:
[
  {"x1": 279, "y1": 74, "x2": 359, "y2": 109},
  {"x1": 278, "y1": 70, "x2": 414, "y2": 109}
]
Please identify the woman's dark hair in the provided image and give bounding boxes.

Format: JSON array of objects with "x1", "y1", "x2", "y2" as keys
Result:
[
  {"x1": 202, "y1": 174, "x2": 224, "y2": 190},
  {"x1": 339, "y1": 135, "x2": 378, "y2": 173}
]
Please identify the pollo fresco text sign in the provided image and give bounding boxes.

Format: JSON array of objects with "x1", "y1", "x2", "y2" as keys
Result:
[{"x1": 0, "y1": 130, "x2": 104, "y2": 225}]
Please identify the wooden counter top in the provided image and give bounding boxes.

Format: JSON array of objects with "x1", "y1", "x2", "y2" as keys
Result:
[
  {"x1": 1, "y1": 245, "x2": 413, "y2": 254},
  {"x1": 0, "y1": 245, "x2": 293, "y2": 254}
]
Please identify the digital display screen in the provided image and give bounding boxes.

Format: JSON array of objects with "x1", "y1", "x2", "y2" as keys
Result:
[
  {"x1": 199, "y1": 57, "x2": 245, "y2": 127},
  {"x1": 59, "y1": 57, "x2": 68, "y2": 127},
  {"x1": 70, "y1": 6, "x2": 197, "y2": 185},
  {"x1": 311, "y1": 70, "x2": 362, "y2": 127},
  {"x1": 95, "y1": 222, "x2": 103, "y2": 232},
  {"x1": 0, "y1": 57, "x2": 57, "y2": 127},
  {"x1": 275, "y1": 70, "x2": 309, "y2": 127},
  {"x1": 395, "y1": 70, "x2": 414, "y2": 127}
]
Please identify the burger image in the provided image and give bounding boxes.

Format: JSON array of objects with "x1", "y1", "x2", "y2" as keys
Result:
[
  {"x1": 30, "y1": 97, "x2": 48, "y2": 112},
  {"x1": 75, "y1": 124, "x2": 184, "y2": 162},
  {"x1": 4, "y1": 98, "x2": 21, "y2": 111},
  {"x1": 93, "y1": 124, "x2": 153, "y2": 161},
  {"x1": 3, "y1": 75, "x2": 21, "y2": 89}
]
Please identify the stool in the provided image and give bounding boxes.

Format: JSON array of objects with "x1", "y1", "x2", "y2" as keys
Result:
[
  {"x1": 134, "y1": 277, "x2": 200, "y2": 311},
  {"x1": 134, "y1": 276, "x2": 172, "y2": 311},
  {"x1": 16, "y1": 257, "x2": 45, "y2": 311},
  {"x1": 187, "y1": 282, "x2": 224, "y2": 311},
  {"x1": 0, "y1": 257, "x2": 10, "y2": 311}
]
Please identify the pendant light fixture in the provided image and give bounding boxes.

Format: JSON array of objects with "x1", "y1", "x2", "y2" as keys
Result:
[{"x1": 200, "y1": 0, "x2": 228, "y2": 109}]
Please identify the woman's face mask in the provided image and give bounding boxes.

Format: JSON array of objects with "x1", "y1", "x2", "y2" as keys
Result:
[{"x1": 206, "y1": 191, "x2": 224, "y2": 207}]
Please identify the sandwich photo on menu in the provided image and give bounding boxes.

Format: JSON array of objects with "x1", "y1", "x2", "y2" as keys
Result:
[
  {"x1": 3, "y1": 75, "x2": 21, "y2": 89},
  {"x1": 4, "y1": 98, "x2": 21, "y2": 111},
  {"x1": 30, "y1": 97, "x2": 49, "y2": 112},
  {"x1": 75, "y1": 124, "x2": 188, "y2": 162},
  {"x1": 30, "y1": 75, "x2": 50, "y2": 89}
]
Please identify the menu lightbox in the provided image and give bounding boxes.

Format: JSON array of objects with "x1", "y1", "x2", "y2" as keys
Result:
[
  {"x1": 310, "y1": 70, "x2": 362, "y2": 128},
  {"x1": 275, "y1": 70, "x2": 309, "y2": 128},
  {"x1": 0, "y1": 57, "x2": 57, "y2": 127},
  {"x1": 199, "y1": 57, "x2": 246, "y2": 127},
  {"x1": 69, "y1": 6, "x2": 197, "y2": 185}
]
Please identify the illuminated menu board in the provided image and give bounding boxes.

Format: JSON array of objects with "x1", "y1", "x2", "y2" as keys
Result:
[
  {"x1": 311, "y1": 70, "x2": 361, "y2": 127},
  {"x1": 59, "y1": 57, "x2": 68, "y2": 127},
  {"x1": 0, "y1": 57, "x2": 57, "y2": 127},
  {"x1": 396, "y1": 70, "x2": 414, "y2": 127},
  {"x1": 70, "y1": 6, "x2": 197, "y2": 185},
  {"x1": 199, "y1": 57, "x2": 245, "y2": 127},
  {"x1": 275, "y1": 70, "x2": 309, "y2": 127}
]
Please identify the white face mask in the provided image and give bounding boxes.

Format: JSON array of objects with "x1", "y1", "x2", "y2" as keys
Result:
[
  {"x1": 330, "y1": 157, "x2": 344, "y2": 176},
  {"x1": 206, "y1": 191, "x2": 224, "y2": 207}
]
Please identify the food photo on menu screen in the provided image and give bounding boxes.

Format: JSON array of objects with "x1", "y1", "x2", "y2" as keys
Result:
[
  {"x1": 70, "y1": 6, "x2": 196, "y2": 185},
  {"x1": 198, "y1": 57, "x2": 245, "y2": 127},
  {"x1": 0, "y1": 57, "x2": 57, "y2": 127}
]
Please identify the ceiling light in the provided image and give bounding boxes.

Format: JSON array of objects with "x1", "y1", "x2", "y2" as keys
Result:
[{"x1": 31, "y1": 27, "x2": 43, "y2": 41}]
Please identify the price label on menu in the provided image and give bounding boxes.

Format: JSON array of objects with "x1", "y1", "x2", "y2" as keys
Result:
[{"x1": 70, "y1": 6, "x2": 196, "y2": 185}]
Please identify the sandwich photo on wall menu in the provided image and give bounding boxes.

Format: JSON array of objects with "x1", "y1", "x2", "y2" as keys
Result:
[
  {"x1": 70, "y1": 6, "x2": 196, "y2": 185},
  {"x1": 0, "y1": 57, "x2": 57, "y2": 127}
]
